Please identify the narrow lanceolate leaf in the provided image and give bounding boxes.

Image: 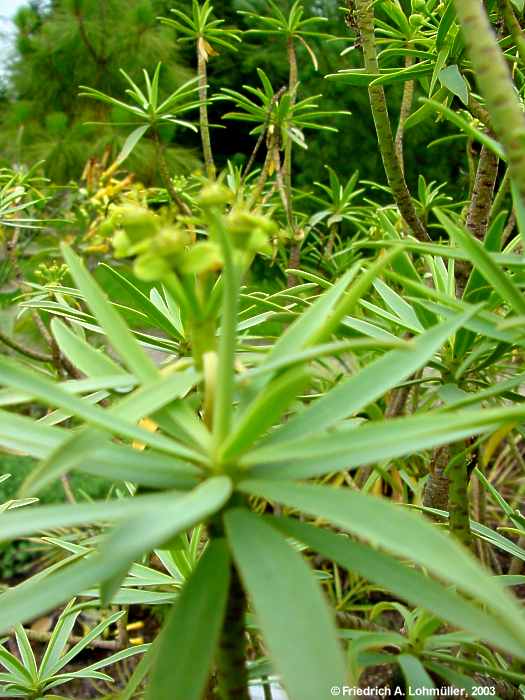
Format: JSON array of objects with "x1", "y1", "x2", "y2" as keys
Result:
[
  {"x1": 236, "y1": 266, "x2": 360, "y2": 411},
  {"x1": 437, "y1": 210, "x2": 525, "y2": 316},
  {"x1": 13, "y1": 626, "x2": 37, "y2": 681},
  {"x1": 0, "y1": 478, "x2": 231, "y2": 631},
  {"x1": 116, "y1": 125, "x2": 150, "y2": 164},
  {"x1": 51, "y1": 319, "x2": 126, "y2": 377},
  {"x1": 0, "y1": 556, "x2": 115, "y2": 634},
  {"x1": 61, "y1": 245, "x2": 159, "y2": 381},
  {"x1": 0, "y1": 491, "x2": 187, "y2": 543},
  {"x1": 147, "y1": 540, "x2": 231, "y2": 700},
  {"x1": 119, "y1": 638, "x2": 161, "y2": 700},
  {"x1": 238, "y1": 481, "x2": 525, "y2": 659},
  {"x1": 267, "y1": 265, "x2": 359, "y2": 361},
  {"x1": 220, "y1": 367, "x2": 309, "y2": 461},
  {"x1": 0, "y1": 356, "x2": 200, "y2": 467},
  {"x1": 271, "y1": 519, "x2": 522, "y2": 656},
  {"x1": 21, "y1": 368, "x2": 201, "y2": 495},
  {"x1": 243, "y1": 406, "x2": 523, "y2": 478},
  {"x1": 0, "y1": 410, "x2": 199, "y2": 490},
  {"x1": 264, "y1": 313, "x2": 472, "y2": 445},
  {"x1": 398, "y1": 655, "x2": 435, "y2": 691},
  {"x1": 225, "y1": 509, "x2": 346, "y2": 699},
  {"x1": 96, "y1": 477, "x2": 232, "y2": 579}
]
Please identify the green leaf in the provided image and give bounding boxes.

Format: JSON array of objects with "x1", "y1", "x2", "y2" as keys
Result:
[
  {"x1": 0, "y1": 491, "x2": 186, "y2": 542},
  {"x1": 438, "y1": 65, "x2": 468, "y2": 105},
  {"x1": 224, "y1": 509, "x2": 345, "y2": 700},
  {"x1": 0, "y1": 478, "x2": 231, "y2": 632},
  {"x1": 424, "y1": 662, "x2": 485, "y2": 698},
  {"x1": 0, "y1": 357, "x2": 201, "y2": 480},
  {"x1": 21, "y1": 367, "x2": 201, "y2": 495},
  {"x1": 398, "y1": 655, "x2": 435, "y2": 690},
  {"x1": 436, "y1": 1, "x2": 456, "y2": 50},
  {"x1": 119, "y1": 638, "x2": 160, "y2": 700},
  {"x1": 147, "y1": 539, "x2": 230, "y2": 700},
  {"x1": 47, "y1": 611, "x2": 125, "y2": 675},
  {"x1": 511, "y1": 179, "x2": 525, "y2": 247},
  {"x1": 404, "y1": 87, "x2": 448, "y2": 131},
  {"x1": 437, "y1": 210, "x2": 525, "y2": 315},
  {"x1": 271, "y1": 518, "x2": 520, "y2": 653},
  {"x1": 0, "y1": 410, "x2": 198, "y2": 489},
  {"x1": 419, "y1": 99, "x2": 504, "y2": 159},
  {"x1": 221, "y1": 367, "x2": 309, "y2": 460},
  {"x1": 116, "y1": 125, "x2": 150, "y2": 164},
  {"x1": 62, "y1": 245, "x2": 158, "y2": 381},
  {"x1": 263, "y1": 313, "x2": 472, "y2": 445},
  {"x1": 13, "y1": 626, "x2": 37, "y2": 682},
  {"x1": 40, "y1": 602, "x2": 83, "y2": 678},
  {"x1": 0, "y1": 645, "x2": 33, "y2": 685},
  {"x1": 0, "y1": 557, "x2": 110, "y2": 634},
  {"x1": 51, "y1": 319, "x2": 125, "y2": 377},
  {"x1": 238, "y1": 481, "x2": 525, "y2": 659},
  {"x1": 244, "y1": 407, "x2": 522, "y2": 479},
  {"x1": 99, "y1": 264, "x2": 182, "y2": 338},
  {"x1": 94, "y1": 476, "x2": 232, "y2": 590},
  {"x1": 268, "y1": 265, "x2": 359, "y2": 361}
]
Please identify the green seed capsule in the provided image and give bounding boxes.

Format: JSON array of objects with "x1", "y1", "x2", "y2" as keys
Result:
[
  {"x1": 411, "y1": 0, "x2": 426, "y2": 12},
  {"x1": 113, "y1": 205, "x2": 159, "y2": 242},
  {"x1": 409, "y1": 12, "x2": 425, "y2": 28}
]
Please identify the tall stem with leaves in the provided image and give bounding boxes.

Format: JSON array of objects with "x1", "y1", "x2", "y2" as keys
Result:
[
  {"x1": 497, "y1": 0, "x2": 525, "y2": 66},
  {"x1": 395, "y1": 54, "x2": 415, "y2": 174},
  {"x1": 454, "y1": 0, "x2": 525, "y2": 204},
  {"x1": 447, "y1": 446, "x2": 472, "y2": 549},
  {"x1": 210, "y1": 211, "x2": 239, "y2": 451},
  {"x1": 284, "y1": 36, "x2": 298, "y2": 196},
  {"x1": 353, "y1": 0, "x2": 429, "y2": 242},
  {"x1": 159, "y1": 1, "x2": 241, "y2": 180},
  {"x1": 197, "y1": 45, "x2": 216, "y2": 180}
]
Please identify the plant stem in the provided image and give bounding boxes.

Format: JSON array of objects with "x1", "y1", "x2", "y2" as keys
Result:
[
  {"x1": 197, "y1": 46, "x2": 216, "y2": 180},
  {"x1": 216, "y1": 562, "x2": 250, "y2": 700},
  {"x1": 454, "y1": 0, "x2": 525, "y2": 204},
  {"x1": 284, "y1": 36, "x2": 298, "y2": 196},
  {"x1": 447, "y1": 444, "x2": 472, "y2": 548},
  {"x1": 353, "y1": 0, "x2": 429, "y2": 242},
  {"x1": 211, "y1": 211, "x2": 239, "y2": 452},
  {"x1": 190, "y1": 317, "x2": 217, "y2": 370},
  {"x1": 154, "y1": 131, "x2": 191, "y2": 215},
  {"x1": 325, "y1": 222, "x2": 338, "y2": 258},
  {"x1": 466, "y1": 144, "x2": 499, "y2": 240},
  {"x1": 250, "y1": 145, "x2": 274, "y2": 208},
  {"x1": 395, "y1": 54, "x2": 415, "y2": 174},
  {"x1": 497, "y1": 0, "x2": 525, "y2": 66},
  {"x1": 423, "y1": 445, "x2": 450, "y2": 516},
  {"x1": 490, "y1": 169, "x2": 511, "y2": 222},
  {"x1": 285, "y1": 36, "x2": 301, "y2": 287},
  {"x1": 0, "y1": 327, "x2": 53, "y2": 363}
]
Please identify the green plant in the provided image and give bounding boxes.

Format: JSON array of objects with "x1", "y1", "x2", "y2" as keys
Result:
[
  {"x1": 3, "y1": 1, "x2": 525, "y2": 697},
  {"x1": 0, "y1": 600, "x2": 145, "y2": 699},
  {"x1": 159, "y1": 0, "x2": 242, "y2": 179},
  {"x1": 79, "y1": 64, "x2": 201, "y2": 211},
  {"x1": 1, "y1": 197, "x2": 525, "y2": 697}
]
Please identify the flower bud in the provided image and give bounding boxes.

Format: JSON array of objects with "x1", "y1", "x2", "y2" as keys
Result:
[
  {"x1": 133, "y1": 253, "x2": 171, "y2": 282},
  {"x1": 151, "y1": 226, "x2": 191, "y2": 257},
  {"x1": 178, "y1": 242, "x2": 223, "y2": 274},
  {"x1": 409, "y1": 12, "x2": 425, "y2": 28},
  {"x1": 197, "y1": 183, "x2": 232, "y2": 208},
  {"x1": 411, "y1": 0, "x2": 426, "y2": 12},
  {"x1": 112, "y1": 205, "x2": 159, "y2": 243}
]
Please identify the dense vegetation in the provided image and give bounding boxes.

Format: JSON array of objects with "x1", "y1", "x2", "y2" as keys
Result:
[{"x1": 1, "y1": 0, "x2": 525, "y2": 698}]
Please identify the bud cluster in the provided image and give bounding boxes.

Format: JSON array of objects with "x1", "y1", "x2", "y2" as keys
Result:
[{"x1": 99, "y1": 186, "x2": 277, "y2": 282}]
